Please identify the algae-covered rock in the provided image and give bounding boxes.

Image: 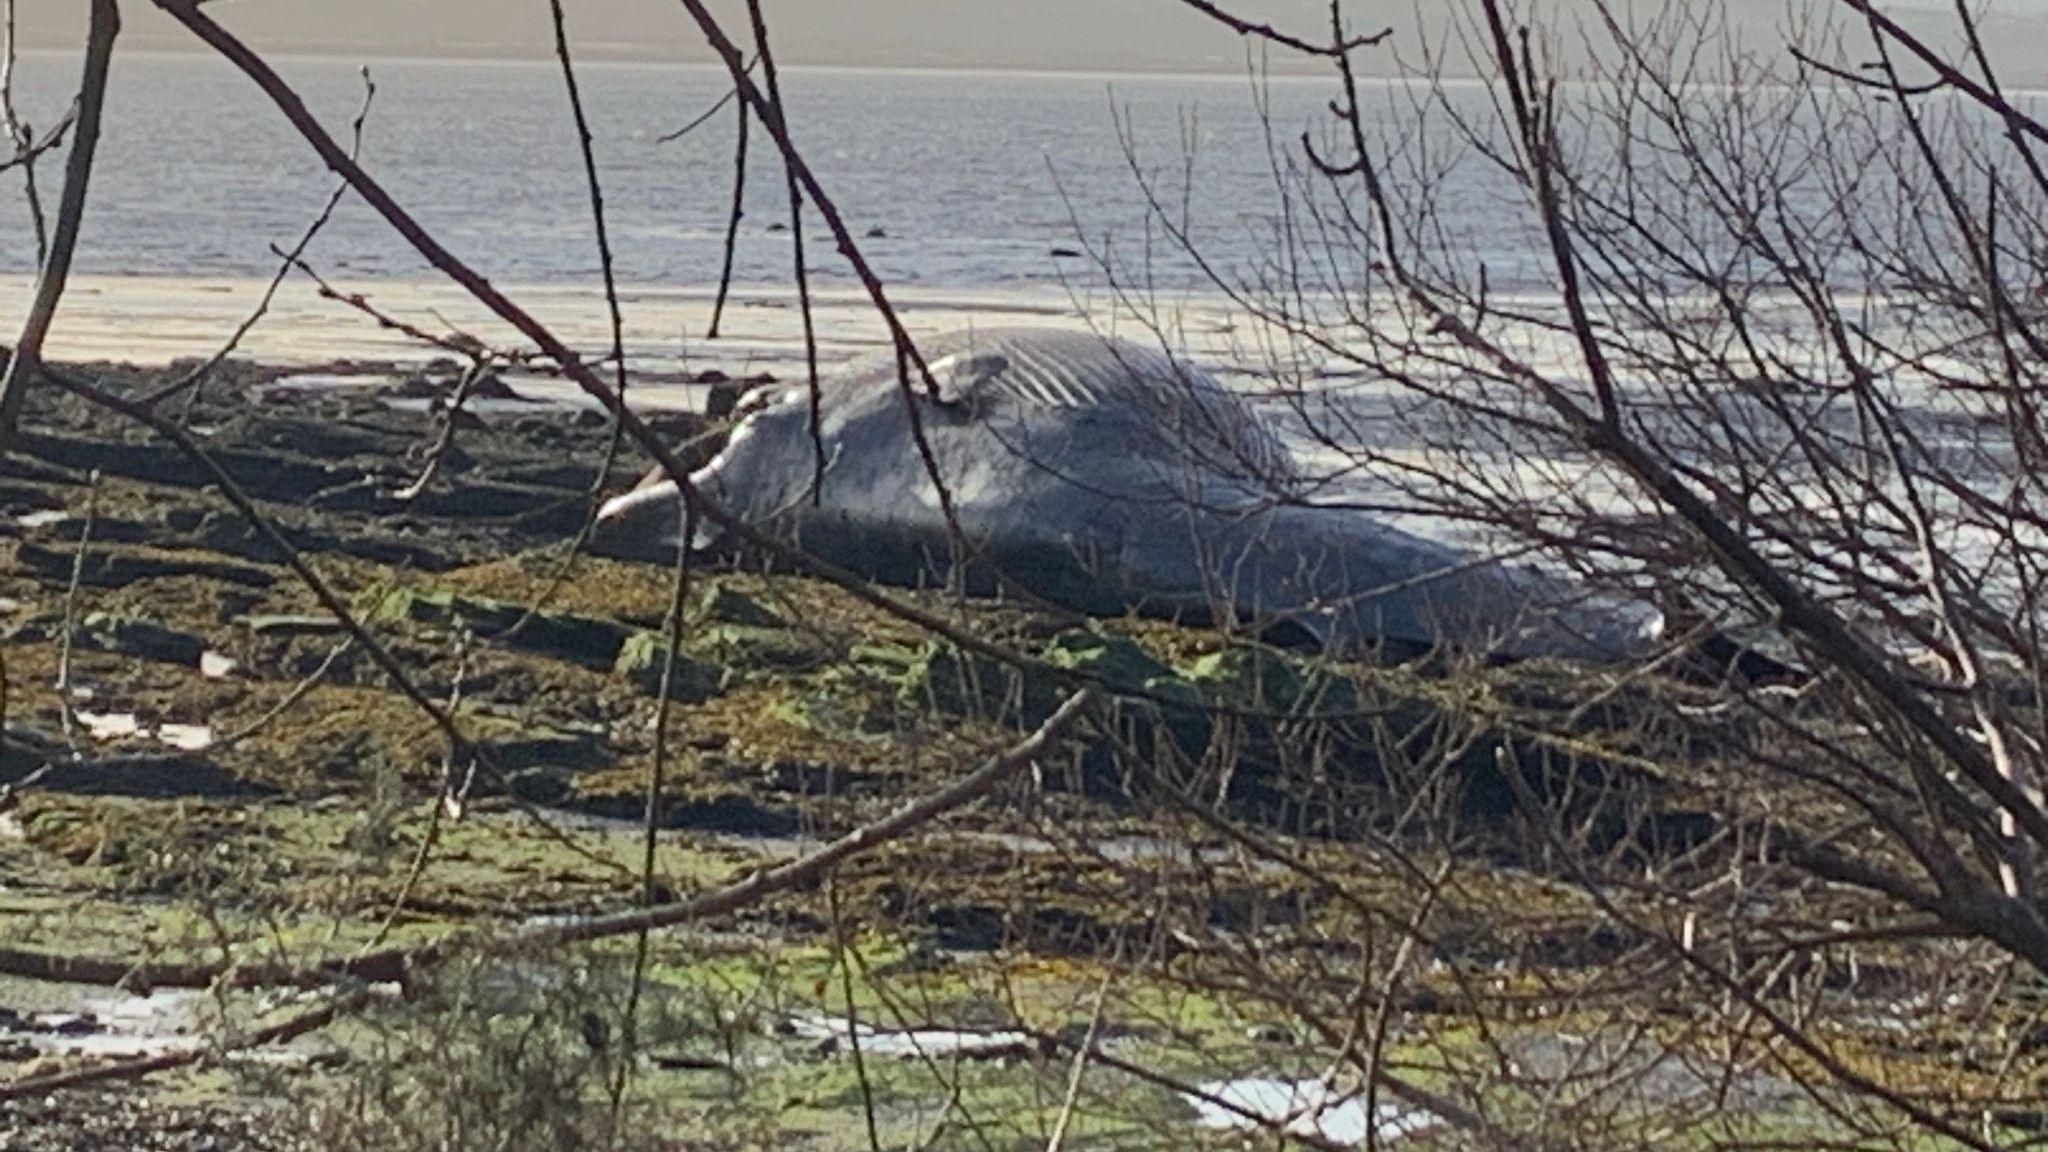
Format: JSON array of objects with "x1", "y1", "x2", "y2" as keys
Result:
[
  {"x1": 688, "y1": 623, "x2": 832, "y2": 676},
  {"x1": 1040, "y1": 630, "x2": 1172, "y2": 687},
  {"x1": 74, "y1": 612, "x2": 208, "y2": 668},
  {"x1": 1182, "y1": 645, "x2": 1359, "y2": 718},
  {"x1": 877, "y1": 628, "x2": 1211, "y2": 724},
  {"x1": 692, "y1": 580, "x2": 783, "y2": 629},
  {"x1": 614, "y1": 631, "x2": 727, "y2": 702},
  {"x1": 884, "y1": 640, "x2": 1024, "y2": 719}
]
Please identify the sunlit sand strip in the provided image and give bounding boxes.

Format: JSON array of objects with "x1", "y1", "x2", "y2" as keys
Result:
[{"x1": 1, "y1": 273, "x2": 1264, "y2": 378}]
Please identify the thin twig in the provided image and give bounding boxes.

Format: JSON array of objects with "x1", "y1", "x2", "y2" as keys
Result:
[
  {"x1": 0, "y1": 0, "x2": 52, "y2": 261},
  {"x1": 707, "y1": 96, "x2": 749, "y2": 339},
  {"x1": 391, "y1": 357, "x2": 492, "y2": 502},
  {"x1": 1043, "y1": 969, "x2": 1115, "y2": 1152},
  {"x1": 211, "y1": 638, "x2": 355, "y2": 750},
  {"x1": 829, "y1": 880, "x2": 886, "y2": 1152},
  {"x1": 1173, "y1": 0, "x2": 1390, "y2": 58},
  {"x1": 655, "y1": 54, "x2": 758, "y2": 144},
  {"x1": 145, "y1": 70, "x2": 378, "y2": 409},
  {"x1": 742, "y1": 0, "x2": 826, "y2": 497},
  {"x1": 607, "y1": 505, "x2": 694, "y2": 1139},
  {"x1": 0, "y1": 104, "x2": 77, "y2": 176},
  {"x1": 53, "y1": 471, "x2": 98, "y2": 752},
  {"x1": 0, "y1": 985, "x2": 375, "y2": 1099},
  {"x1": 1827, "y1": 0, "x2": 2048, "y2": 147}
]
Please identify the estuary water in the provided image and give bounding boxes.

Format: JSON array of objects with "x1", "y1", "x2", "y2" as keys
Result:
[{"x1": 0, "y1": 51, "x2": 1425, "y2": 294}]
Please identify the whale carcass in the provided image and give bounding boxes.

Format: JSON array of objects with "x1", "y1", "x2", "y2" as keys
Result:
[{"x1": 594, "y1": 328, "x2": 1656, "y2": 661}]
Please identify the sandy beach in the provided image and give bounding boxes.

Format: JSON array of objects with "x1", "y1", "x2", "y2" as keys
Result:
[{"x1": 0, "y1": 272, "x2": 1262, "y2": 386}]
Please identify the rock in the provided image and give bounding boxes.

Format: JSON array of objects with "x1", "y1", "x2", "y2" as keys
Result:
[
  {"x1": 865, "y1": 226, "x2": 888, "y2": 239},
  {"x1": 1182, "y1": 645, "x2": 1358, "y2": 717},
  {"x1": 36, "y1": 1014, "x2": 98, "y2": 1037},
  {"x1": 390, "y1": 375, "x2": 448, "y2": 399},
  {"x1": 479, "y1": 726, "x2": 612, "y2": 773},
  {"x1": 1049, "y1": 246, "x2": 1083, "y2": 259},
  {"x1": 705, "y1": 380, "x2": 746, "y2": 421},
  {"x1": 571, "y1": 408, "x2": 609, "y2": 430},
  {"x1": 425, "y1": 401, "x2": 489, "y2": 432},
  {"x1": 13, "y1": 542, "x2": 274, "y2": 590},
  {"x1": 613, "y1": 631, "x2": 727, "y2": 702},
  {"x1": 691, "y1": 368, "x2": 732, "y2": 386},
  {"x1": 75, "y1": 612, "x2": 208, "y2": 667},
  {"x1": 883, "y1": 640, "x2": 1010, "y2": 718},
  {"x1": 693, "y1": 581, "x2": 783, "y2": 629},
  {"x1": 3, "y1": 749, "x2": 272, "y2": 799},
  {"x1": 644, "y1": 411, "x2": 708, "y2": 441},
  {"x1": 766, "y1": 222, "x2": 789, "y2": 234},
  {"x1": 1041, "y1": 630, "x2": 1174, "y2": 690},
  {"x1": 534, "y1": 781, "x2": 798, "y2": 835},
  {"x1": 693, "y1": 624, "x2": 830, "y2": 676},
  {"x1": 465, "y1": 372, "x2": 520, "y2": 401},
  {"x1": 378, "y1": 588, "x2": 635, "y2": 671},
  {"x1": 240, "y1": 614, "x2": 346, "y2": 638}
]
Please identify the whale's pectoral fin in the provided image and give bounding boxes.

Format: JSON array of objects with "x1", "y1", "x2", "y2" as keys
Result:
[{"x1": 930, "y1": 352, "x2": 1012, "y2": 409}]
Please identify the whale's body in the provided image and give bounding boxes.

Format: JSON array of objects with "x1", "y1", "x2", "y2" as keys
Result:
[{"x1": 596, "y1": 328, "x2": 1656, "y2": 661}]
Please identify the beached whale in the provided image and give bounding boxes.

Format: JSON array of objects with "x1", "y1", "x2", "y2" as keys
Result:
[{"x1": 593, "y1": 328, "x2": 1658, "y2": 661}]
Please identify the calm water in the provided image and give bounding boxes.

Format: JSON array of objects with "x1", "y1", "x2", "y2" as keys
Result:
[{"x1": 0, "y1": 52, "x2": 1546, "y2": 294}]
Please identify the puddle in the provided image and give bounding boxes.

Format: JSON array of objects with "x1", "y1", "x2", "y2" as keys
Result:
[
  {"x1": 1187, "y1": 1079, "x2": 1439, "y2": 1145},
  {"x1": 76, "y1": 711, "x2": 143, "y2": 741},
  {"x1": 266, "y1": 372, "x2": 399, "y2": 393},
  {"x1": 0, "y1": 984, "x2": 346, "y2": 1065},
  {"x1": 787, "y1": 1015, "x2": 1033, "y2": 1060},
  {"x1": 157, "y1": 724, "x2": 217, "y2": 752},
  {"x1": 3, "y1": 988, "x2": 210, "y2": 1060},
  {"x1": 1508, "y1": 1032, "x2": 1797, "y2": 1112},
  {"x1": 381, "y1": 396, "x2": 548, "y2": 417},
  {"x1": 74, "y1": 711, "x2": 217, "y2": 752}
]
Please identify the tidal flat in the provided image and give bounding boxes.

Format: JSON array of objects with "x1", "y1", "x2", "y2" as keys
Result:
[{"x1": 0, "y1": 359, "x2": 2033, "y2": 1150}]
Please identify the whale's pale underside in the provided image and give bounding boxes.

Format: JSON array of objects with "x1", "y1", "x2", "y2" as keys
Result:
[{"x1": 595, "y1": 327, "x2": 1657, "y2": 661}]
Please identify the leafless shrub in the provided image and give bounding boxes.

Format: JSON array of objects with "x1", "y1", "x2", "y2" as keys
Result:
[{"x1": 12, "y1": 1, "x2": 2048, "y2": 1150}]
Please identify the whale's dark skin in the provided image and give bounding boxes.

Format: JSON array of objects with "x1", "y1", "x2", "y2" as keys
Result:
[{"x1": 594, "y1": 328, "x2": 1657, "y2": 661}]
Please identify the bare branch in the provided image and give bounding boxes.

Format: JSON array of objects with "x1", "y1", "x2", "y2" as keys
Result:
[
  {"x1": 0, "y1": 0, "x2": 119, "y2": 437},
  {"x1": 1172, "y1": 0, "x2": 1391, "y2": 58}
]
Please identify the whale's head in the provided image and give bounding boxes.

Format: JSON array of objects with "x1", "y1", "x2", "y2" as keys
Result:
[
  {"x1": 592, "y1": 372, "x2": 921, "y2": 560},
  {"x1": 592, "y1": 383, "x2": 806, "y2": 559}
]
